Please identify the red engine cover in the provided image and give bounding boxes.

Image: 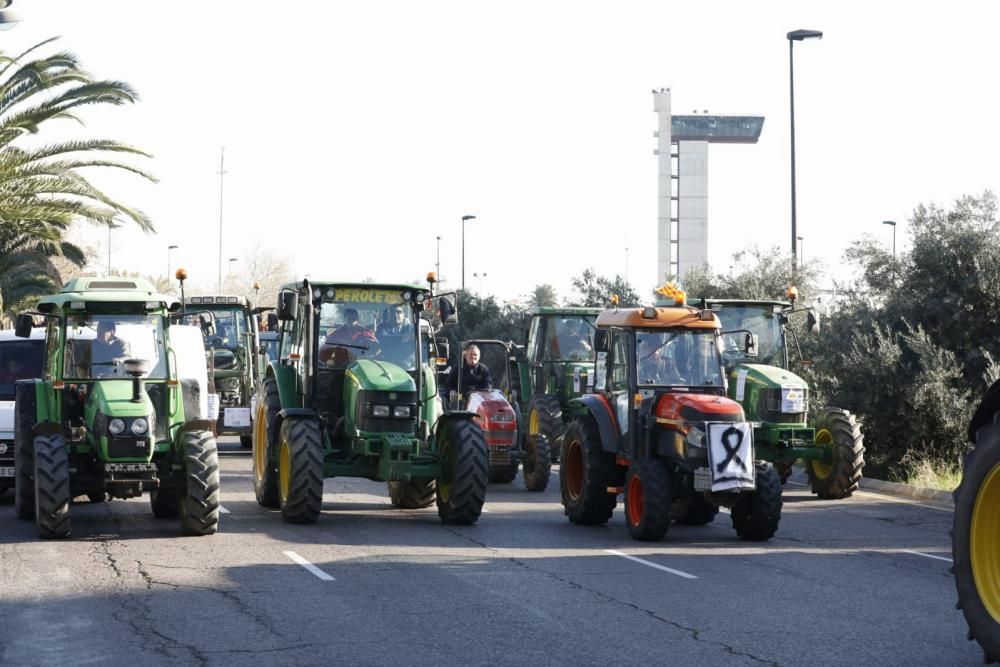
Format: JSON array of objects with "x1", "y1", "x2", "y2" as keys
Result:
[
  {"x1": 467, "y1": 390, "x2": 517, "y2": 447},
  {"x1": 655, "y1": 393, "x2": 744, "y2": 424}
]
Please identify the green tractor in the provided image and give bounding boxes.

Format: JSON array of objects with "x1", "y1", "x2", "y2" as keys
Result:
[
  {"x1": 183, "y1": 295, "x2": 262, "y2": 448},
  {"x1": 953, "y1": 382, "x2": 1000, "y2": 663},
  {"x1": 512, "y1": 307, "x2": 600, "y2": 462},
  {"x1": 13, "y1": 277, "x2": 221, "y2": 538},
  {"x1": 701, "y1": 294, "x2": 865, "y2": 499},
  {"x1": 252, "y1": 279, "x2": 488, "y2": 525}
]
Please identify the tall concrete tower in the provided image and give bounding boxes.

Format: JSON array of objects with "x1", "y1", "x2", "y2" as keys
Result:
[{"x1": 653, "y1": 88, "x2": 765, "y2": 282}]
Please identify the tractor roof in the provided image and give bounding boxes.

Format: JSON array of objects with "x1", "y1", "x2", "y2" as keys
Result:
[
  {"x1": 702, "y1": 298, "x2": 791, "y2": 309},
  {"x1": 38, "y1": 277, "x2": 180, "y2": 312},
  {"x1": 596, "y1": 306, "x2": 720, "y2": 330},
  {"x1": 281, "y1": 280, "x2": 425, "y2": 294},
  {"x1": 186, "y1": 295, "x2": 252, "y2": 308},
  {"x1": 531, "y1": 306, "x2": 601, "y2": 316}
]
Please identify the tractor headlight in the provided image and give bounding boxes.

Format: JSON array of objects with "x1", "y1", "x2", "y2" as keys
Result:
[
  {"x1": 372, "y1": 405, "x2": 390, "y2": 417},
  {"x1": 131, "y1": 418, "x2": 149, "y2": 435},
  {"x1": 392, "y1": 405, "x2": 411, "y2": 418},
  {"x1": 686, "y1": 426, "x2": 705, "y2": 449},
  {"x1": 108, "y1": 419, "x2": 126, "y2": 435}
]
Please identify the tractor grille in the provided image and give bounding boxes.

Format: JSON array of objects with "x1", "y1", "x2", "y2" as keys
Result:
[
  {"x1": 758, "y1": 387, "x2": 807, "y2": 424},
  {"x1": 489, "y1": 446, "x2": 514, "y2": 466},
  {"x1": 356, "y1": 390, "x2": 417, "y2": 434},
  {"x1": 108, "y1": 437, "x2": 151, "y2": 460}
]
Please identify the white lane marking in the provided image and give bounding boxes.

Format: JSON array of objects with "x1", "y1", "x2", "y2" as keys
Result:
[
  {"x1": 480, "y1": 508, "x2": 491, "y2": 513},
  {"x1": 787, "y1": 480, "x2": 952, "y2": 513},
  {"x1": 605, "y1": 549, "x2": 698, "y2": 579},
  {"x1": 903, "y1": 550, "x2": 953, "y2": 563},
  {"x1": 283, "y1": 551, "x2": 335, "y2": 581},
  {"x1": 219, "y1": 505, "x2": 230, "y2": 514}
]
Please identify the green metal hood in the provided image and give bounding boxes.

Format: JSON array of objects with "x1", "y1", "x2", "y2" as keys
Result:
[
  {"x1": 346, "y1": 359, "x2": 416, "y2": 392},
  {"x1": 729, "y1": 363, "x2": 806, "y2": 388},
  {"x1": 87, "y1": 380, "x2": 154, "y2": 418}
]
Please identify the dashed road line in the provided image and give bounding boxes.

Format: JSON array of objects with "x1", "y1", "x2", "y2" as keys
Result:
[
  {"x1": 219, "y1": 505, "x2": 230, "y2": 514},
  {"x1": 283, "y1": 551, "x2": 335, "y2": 581},
  {"x1": 902, "y1": 550, "x2": 953, "y2": 563},
  {"x1": 605, "y1": 549, "x2": 698, "y2": 579}
]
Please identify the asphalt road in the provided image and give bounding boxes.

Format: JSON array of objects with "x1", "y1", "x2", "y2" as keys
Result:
[{"x1": 0, "y1": 437, "x2": 982, "y2": 666}]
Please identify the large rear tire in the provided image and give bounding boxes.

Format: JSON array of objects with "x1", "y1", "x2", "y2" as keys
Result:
[
  {"x1": 624, "y1": 459, "x2": 671, "y2": 541},
  {"x1": 522, "y1": 434, "x2": 551, "y2": 492},
  {"x1": 560, "y1": 416, "x2": 616, "y2": 525},
  {"x1": 33, "y1": 434, "x2": 70, "y2": 539},
  {"x1": 953, "y1": 410, "x2": 1000, "y2": 663},
  {"x1": 179, "y1": 430, "x2": 221, "y2": 536},
  {"x1": 253, "y1": 378, "x2": 281, "y2": 508},
  {"x1": 14, "y1": 402, "x2": 34, "y2": 520},
  {"x1": 528, "y1": 394, "x2": 563, "y2": 462},
  {"x1": 807, "y1": 408, "x2": 865, "y2": 499},
  {"x1": 278, "y1": 417, "x2": 324, "y2": 524},
  {"x1": 436, "y1": 419, "x2": 488, "y2": 525},
  {"x1": 731, "y1": 462, "x2": 782, "y2": 541},
  {"x1": 488, "y1": 461, "x2": 519, "y2": 484},
  {"x1": 388, "y1": 478, "x2": 436, "y2": 509}
]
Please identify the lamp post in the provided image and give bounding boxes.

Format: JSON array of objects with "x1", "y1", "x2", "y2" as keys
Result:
[
  {"x1": 797, "y1": 236, "x2": 803, "y2": 267},
  {"x1": 166, "y1": 244, "x2": 178, "y2": 284},
  {"x1": 228, "y1": 257, "x2": 238, "y2": 276},
  {"x1": 882, "y1": 220, "x2": 897, "y2": 258},
  {"x1": 0, "y1": 1, "x2": 21, "y2": 30},
  {"x1": 217, "y1": 147, "x2": 227, "y2": 292},
  {"x1": 461, "y1": 214, "x2": 476, "y2": 292},
  {"x1": 435, "y1": 235, "x2": 442, "y2": 283},
  {"x1": 787, "y1": 28, "x2": 823, "y2": 270}
]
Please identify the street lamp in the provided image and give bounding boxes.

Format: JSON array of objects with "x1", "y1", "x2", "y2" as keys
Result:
[
  {"x1": 461, "y1": 214, "x2": 476, "y2": 292},
  {"x1": 0, "y1": 1, "x2": 21, "y2": 30},
  {"x1": 797, "y1": 236, "x2": 803, "y2": 267},
  {"x1": 787, "y1": 28, "x2": 823, "y2": 270},
  {"x1": 473, "y1": 271, "x2": 488, "y2": 296},
  {"x1": 228, "y1": 257, "x2": 238, "y2": 276},
  {"x1": 882, "y1": 220, "x2": 897, "y2": 258},
  {"x1": 166, "y1": 244, "x2": 179, "y2": 283}
]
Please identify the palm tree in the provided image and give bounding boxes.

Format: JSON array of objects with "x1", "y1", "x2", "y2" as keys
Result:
[
  {"x1": 0, "y1": 37, "x2": 156, "y2": 315},
  {"x1": 529, "y1": 284, "x2": 558, "y2": 308}
]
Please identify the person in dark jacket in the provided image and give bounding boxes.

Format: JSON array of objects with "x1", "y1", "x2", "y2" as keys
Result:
[{"x1": 446, "y1": 344, "x2": 493, "y2": 397}]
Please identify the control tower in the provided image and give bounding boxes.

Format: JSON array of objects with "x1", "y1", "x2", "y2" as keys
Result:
[{"x1": 653, "y1": 88, "x2": 765, "y2": 281}]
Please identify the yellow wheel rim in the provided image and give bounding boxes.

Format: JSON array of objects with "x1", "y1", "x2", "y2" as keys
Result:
[
  {"x1": 811, "y1": 428, "x2": 834, "y2": 480},
  {"x1": 278, "y1": 439, "x2": 291, "y2": 504},
  {"x1": 971, "y1": 463, "x2": 1000, "y2": 622},
  {"x1": 253, "y1": 402, "x2": 268, "y2": 483},
  {"x1": 529, "y1": 409, "x2": 540, "y2": 436}
]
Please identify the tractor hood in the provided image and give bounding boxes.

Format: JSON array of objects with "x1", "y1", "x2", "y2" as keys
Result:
[
  {"x1": 728, "y1": 363, "x2": 806, "y2": 390},
  {"x1": 86, "y1": 380, "x2": 154, "y2": 418},
  {"x1": 346, "y1": 359, "x2": 416, "y2": 393}
]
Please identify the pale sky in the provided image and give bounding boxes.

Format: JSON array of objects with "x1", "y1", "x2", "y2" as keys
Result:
[{"x1": 14, "y1": 1, "x2": 1000, "y2": 304}]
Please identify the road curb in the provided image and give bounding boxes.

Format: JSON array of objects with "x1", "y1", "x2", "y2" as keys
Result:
[{"x1": 790, "y1": 466, "x2": 954, "y2": 505}]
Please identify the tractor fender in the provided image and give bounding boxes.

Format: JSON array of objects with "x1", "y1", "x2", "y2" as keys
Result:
[
  {"x1": 276, "y1": 408, "x2": 318, "y2": 435},
  {"x1": 570, "y1": 394, "x2": 618, "y2": 453},
  {"x1": 433, "y1": 410, "x2": 478, "y2": 438},
  {"x1": 269, "y1": 363, "x2": 298, "y2": 410}
]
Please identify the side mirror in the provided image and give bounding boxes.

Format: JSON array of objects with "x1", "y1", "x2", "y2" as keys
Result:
[
  {"x1": 14, "y1": 313, "x2": 33, "y2": 338},
  {"x1": 593, "y1": 329, "x2": 608, "y2": 352},
  {"x1": 267, "y1": 312, "x2": 279, "y2": 330},
  {"x1": 807, "y1": 308, "x2": 820, "y2": 335},
  {"x1": 278, "y1": 291, "x2": 298, "y2": 321},
  {"x1": 199, "y1": 313, "x2": 216, "y2": 337},
  {"x1": 744, "y1": 332, "x2": 758, "y2": 357},
  {"x1": 438, "y1": 295, "x2": 457, "y2": 325},
  {"x1": 435, "y1": 336, "x2": 450, "y2": 362}
]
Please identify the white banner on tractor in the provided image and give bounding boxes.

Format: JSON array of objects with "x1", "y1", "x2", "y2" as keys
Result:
[{"x1": 707, "y1": 422, "x2": 755, "y2": 492}]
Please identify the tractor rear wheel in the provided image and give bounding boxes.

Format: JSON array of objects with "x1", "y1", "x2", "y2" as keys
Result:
[
  {"x1": 808, "y1": 408, "x2": 865, "y2": 499},
  {"x1": 33, "y1": 434, "x2": 70, "y2": 539},
  {"x1": 179, "y1": 430, "x2": 221, "y2": 536},
  {"x1": 253, "y1": 378, "x2": 281, "y2": 508},
  {"x1": 560, "y1": 416, "x2": 616, "y2": 525},
  {"x1": 624, "y1": 459, "x2": 671, "y2": 541},
  {"x1": 528, "y1": 394, "x2": 563, "y2": 462},
  {"x1": 14, "y1": 406, "x2": 34, "y2": 520},
  {"x1": 240, "y1": 435, "x2": 253, "y2": 449},
  {"x1": 674, "y1": 493, "x2": 719, "y2": 526},
  {"x1": 522, "y1": 434, "x2": 551, "y2": 492},
  {"x1": 278, "y1": 418, "x2": 324, "y2": 524},
  {"x1": 731, "y1": 462, "x2": 782, "y2": 541},
  {"x1": 953, "y1": 410, "x2": 1000, "y2": 663},
  {"x1": 436, "y1": 419, "x2": 488, "y2": 525},
  {"x1": 388, "y1": 479, "x2": 436, "y2": 509}
]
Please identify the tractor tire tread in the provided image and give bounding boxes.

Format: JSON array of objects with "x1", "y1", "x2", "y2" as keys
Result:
[
  {"x1": 731, "y1": 461, "x2": 782, "y2": 541},
  {"x1": 279, "y1": 418, "x2": 324, "y2": 524},
  {"x1": 437, "y1": 420, "x2": 488, "y2": 525},
  {"x1": 179, "y1": 430, "x2": 221, "y2": 535},
  {"x1": 33, "y1": 434, "x2": 70, "y2": 539},
  {"x1": 561, "y1": 416, "x2": 617, "y2": 525}
]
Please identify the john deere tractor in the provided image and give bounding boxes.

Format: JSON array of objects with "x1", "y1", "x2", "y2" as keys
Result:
[
  {"x1": 700, "y1": 293, "x2": 865, "y2": 499},
  {"x1": 13, "y1": 277, "x2": 221, "y2": 538},
  {"x1": 560, "y1": 294, "x2": 782, "y2": 542},
  {"x1": 183, "y1": 295, "x2": 261, "y2": 447},
  {"x1": 513, "y1": 307, "x2": 600, "y2": 462},
  {"x1": 252, "y1": 279, "x2": 488, "y2": 525},
  {"x1": 952, "y1": 382, "x2": 1000, "y2": 663}
]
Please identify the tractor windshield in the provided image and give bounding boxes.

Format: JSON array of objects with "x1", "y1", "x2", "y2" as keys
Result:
[
  {"x1": 543, "y1": 315, "x2": 596, "y2": 362},
  {"x1": 712, "y1": 304, "x2": 785, "y2": 367},
  {"x1": 635, "y1": 329, "x2": 724, "y2": 387},
  {"x1": 317, "y1": 288, "x2": 418, "y2": 371},
  {"x1": 64, "y1": 313, "x2": 168, "y2": 380},
  {"x1": 199, "y1": 307, "x2": 249, "y2": 352}
]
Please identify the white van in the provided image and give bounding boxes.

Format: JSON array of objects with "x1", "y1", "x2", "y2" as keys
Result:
[{"x1": 0, "y1": 328, "x2": 46, "y2": 492}]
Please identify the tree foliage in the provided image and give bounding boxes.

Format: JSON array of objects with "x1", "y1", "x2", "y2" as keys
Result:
[{"x1": 568, "y1": 269, "x2": 641, "y2": 307}]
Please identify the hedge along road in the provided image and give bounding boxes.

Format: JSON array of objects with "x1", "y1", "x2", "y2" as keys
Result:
[{"x1": 0, "y1": 437, "x2": 981, "y2": 667}]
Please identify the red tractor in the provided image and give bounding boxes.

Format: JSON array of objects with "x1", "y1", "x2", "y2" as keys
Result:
[
  {"x1": 559, "y1": 292, "x2": 783, "y2": 541},
  {"x1": 450, "y1": 340, "x2": 550, "y2": 491}
]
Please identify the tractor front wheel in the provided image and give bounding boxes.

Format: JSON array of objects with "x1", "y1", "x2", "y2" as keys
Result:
[
  {"x1": 528, "y1": 394, "x2": 563, "y2": 462},
  {"x1": 953, "y1": 410, "x2": 1000, "y2": 663},
  {"x1": 33, "y1": 434, "x2": 70, "y2": 539},
  {"x1": 150, "y1": 488, "x2": 180, "y2": 518},
  {"x1": 14, "y1": 407, "x2": 34, "y2": 520},
  {"x1": 179, "y1": 430, "x2": 221, "y2": 536},
  {"x1": 488, "y1": 461, "x2": 519, "y2": 484},
  {"x1": 522, "y1": 434, "x2": 551, "y2": 492},
  {"x1": 808, "y1": 408, "x2": 865, "y2": 499},
  {"x1": 731, "y1": 462, "x2": 782, "y2": 541},
  {"x1": 278, "y1": 418, "x2": 324, "y2": 524},
  {"x1": 624, "y1": 459, "x2": 671, "y2": 541},
  {"x1": 436, "y1": 419, "x2": 488, "y2": 525},
  {"x1": 388, "y1": 479, "x2": 436, "y2": 509},
  {"x1": 253, "y1": 378, "x2": 281, "y2": 508},
  {"x1": 560, "y1": 416, "x2": 616, "y2": 525}
]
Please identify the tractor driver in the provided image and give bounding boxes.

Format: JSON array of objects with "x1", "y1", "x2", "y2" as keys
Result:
[
  {"x1": 91, "y1": 320, "x2": 132, "y2": 376},
  {"x1": 320, "y1": 308, "x2": 379, "y2": 366},
  {"x1": 445, "y1": 343, "x2": 493, "y2": 400}
]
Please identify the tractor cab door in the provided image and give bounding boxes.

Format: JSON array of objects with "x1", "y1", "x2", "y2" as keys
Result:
[
  {"x1": 605, "y1": 329, "x2": 634, "y2": 451},
  {"x1": 525, "y1": 315, "x2": 545, "y2": 396}
]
